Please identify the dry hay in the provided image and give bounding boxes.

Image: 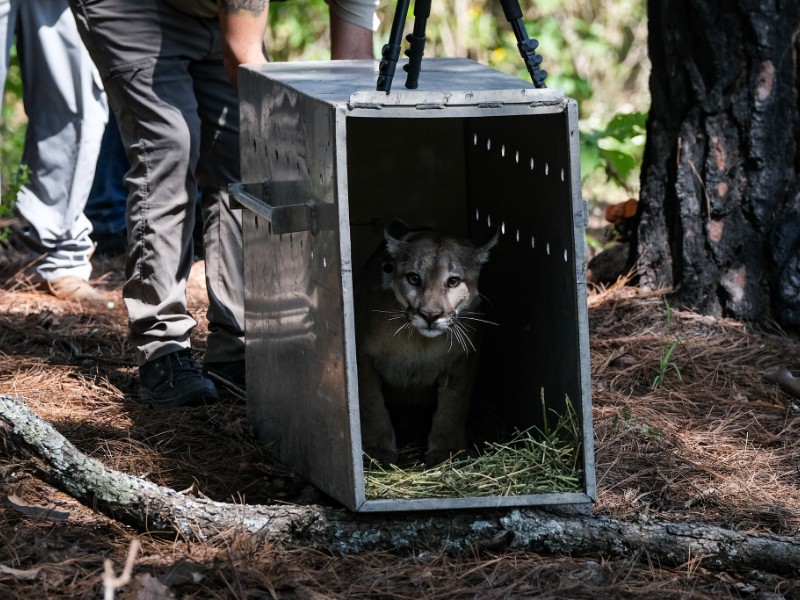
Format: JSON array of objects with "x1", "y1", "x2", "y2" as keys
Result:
[
  {"x1": 364, "y1": 403, "x2": 583, "y2": 500},
  {"x1": 0, "y1": 245, "x2": 799, "y2": 599}
]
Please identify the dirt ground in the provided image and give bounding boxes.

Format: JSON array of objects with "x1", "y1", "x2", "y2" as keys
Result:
[{"x1": 0, "y1": 246, "x2": 799, "y2": 599}]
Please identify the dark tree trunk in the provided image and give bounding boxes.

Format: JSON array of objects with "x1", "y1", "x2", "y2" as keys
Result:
[{"x1": 637, "y1": 0, "x2": 800, "y2": 326}]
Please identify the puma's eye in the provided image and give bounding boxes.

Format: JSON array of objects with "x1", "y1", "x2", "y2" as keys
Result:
[
  {"x1": 406, "y1": 272, "x2": 421, "y2": 286},
  {"x1": 446, "y1": 276, "x2": 462, "y2": 288}
]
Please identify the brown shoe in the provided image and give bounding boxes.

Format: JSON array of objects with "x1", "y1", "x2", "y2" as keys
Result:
[{"x1": 44, "y1": 276, "x2": 114, "y2": 308}]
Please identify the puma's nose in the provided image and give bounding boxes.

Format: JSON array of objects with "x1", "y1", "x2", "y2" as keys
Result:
[{"x1": 420, "y1": 309, "x2": 443, "y2": 324}]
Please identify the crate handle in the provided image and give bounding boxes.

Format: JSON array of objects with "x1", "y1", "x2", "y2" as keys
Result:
[{"x1": 229, "y1": 180, "x2": 334, "y2": 235}]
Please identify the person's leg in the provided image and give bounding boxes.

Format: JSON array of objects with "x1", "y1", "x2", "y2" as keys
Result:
[
  {"x1": 70, "y1": 0, "x2": 218, "y2": 406},
  {"x1": 86, "y1": 111, "x2": 128, "y2": 256},
  {"x1": 190, "y1": 38, "x2": 245, "y2": 379},
  {"x1": 72, "y1": 0, "x2": 200, "y2": 363},
  {"x1": 13, "y1": 0, "x2": 108, "y2": 290}
]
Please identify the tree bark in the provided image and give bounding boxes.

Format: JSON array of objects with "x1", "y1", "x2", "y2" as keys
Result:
[
  {"x1": 637, "y1": 0, "x2": 800, "y2": 325},
  {"x1": 2, "y1": 395, "x2": 800, "y2": 577}
]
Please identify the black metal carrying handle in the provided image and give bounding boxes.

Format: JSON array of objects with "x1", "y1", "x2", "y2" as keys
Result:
[
  {"x1": 228, "y1": 180, "x2": 335, "y2": 234},
  {"x1": 376, "y1": 0, "x2": 548, "y2": 94}
]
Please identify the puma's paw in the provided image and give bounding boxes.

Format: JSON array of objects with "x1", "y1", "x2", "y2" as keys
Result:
[
  {"x1": 363, "y1": 446, "x2": 398, "y2": 468},
  {"x1": 424, "y1": 447, "x2": 459, "y2": 468}
]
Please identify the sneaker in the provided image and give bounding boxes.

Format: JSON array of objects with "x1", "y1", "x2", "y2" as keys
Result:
[
  {"x1": 139, "y1": 349, "x2": 219, "y2": 409},
  {"x1": 44, "y1": 275, "x2": 114, "y2": 308},
  {"x1": 203, "y1": 360, "x2": 246, "y2": 401}
]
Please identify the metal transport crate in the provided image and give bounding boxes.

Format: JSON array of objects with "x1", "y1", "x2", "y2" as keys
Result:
[{"x1": 234, "y1": 58, "x2": 595, "y2": 512}]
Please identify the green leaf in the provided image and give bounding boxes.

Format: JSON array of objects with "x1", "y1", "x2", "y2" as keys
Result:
[
  {"x1": 579, "y1": 141, "x2": 602, "y2": 182},
  {"x1": 600, "y1": 148, "x2": 637, "y2": 181},
  {"x1": 602, "y1": 112, "x2": 647, "y2": 142}
]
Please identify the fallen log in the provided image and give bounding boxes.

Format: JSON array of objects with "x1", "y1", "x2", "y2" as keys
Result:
[{"x1": 1, "y1": 395, "x2": 798, "y2": 576}]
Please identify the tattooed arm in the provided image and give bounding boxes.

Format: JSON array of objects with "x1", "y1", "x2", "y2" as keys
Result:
[{"x1": 218, "y1": 0, "x2": 269, "y2": 89}]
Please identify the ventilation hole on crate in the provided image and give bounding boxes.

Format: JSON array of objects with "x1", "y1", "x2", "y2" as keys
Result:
[
  {"x1": 501, "y1": 144, "x2": 506, "y2": 157},
  {"x1": 546, "y1": 242, "x2": 551, "y2": 255},
  {"x1": 475, "y1": 208, "x2": 480, "y2": 221},
  {"x1": 323, "y1": 257, "x2": 328, "y2": 268},
  {"x1": 268, "y1": 222, "x2": 272, "y2": 235},
  {"x1": 274, "y1": 149, "x2": 279, "y2": 161},
  {"x1": 473, "y1": 133, "x2": 478, "y2": 146},
  {"x1": 254, "y1": 216, "x2": 259, "y2": 229},
  {"x1": 297, "y1": 161, "x2": 301, "y2": 174},
  {"x1": 531, "y1": 236, "x2": 535, "y2": 249},
  {"x1": 530, "y1": 158, "x2": 534, "y2": 171},
  {"x1": 545, "y1": 163, "x2": 550, "y2": 176},
  {"x1": 515, "y1": 150, "x2": 520, "y2": 163},
  {"x1": 516, "y1": 229, "x2": 520, "y2": 242},
  {"x1": 501, "y1": 222, "x2": 506, "y2": 235},
  {"x1": 311, "y1": 250, "x2": 314, "y2": 260},
  {"x1": 252, "y1": 139, "x2": 257, "y2": 150},
  {"x1": 564, "y1": 248, "x2": 568, "y2": 262},
  {"x1": 560, "y1": 168, "x2": 565, "y2": 182},
  {"x1": 486, "y1": 138, "x2": 492, "y2": 151},
  {"x1": 487, "y1": 214, "x2": 492, "y2": 228}
]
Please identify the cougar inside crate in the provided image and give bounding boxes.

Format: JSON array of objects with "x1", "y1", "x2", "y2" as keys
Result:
[{"x1": 356, "y1": 219, "x2": 498, "y2": 467}]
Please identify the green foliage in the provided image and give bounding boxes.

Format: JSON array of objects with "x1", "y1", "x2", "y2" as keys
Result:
[
  {"x1": 1, "y1": 44, "x2": 26, "y2": 213},
  {"x1": 265, "y1": 0, "x2": 649, "y2": 202},
  {"x1": 1, "y1": 1, "x2": 650, "y2": 209},
  {"x1": 652, "y1": 296, "x2": 683, "y2": 390},
  {"x1": 613, "y1": 407, "x2": 664, "y2": 440},
  {"x1": 581, "y1": 111, "x2": 647, "y2": 190}
]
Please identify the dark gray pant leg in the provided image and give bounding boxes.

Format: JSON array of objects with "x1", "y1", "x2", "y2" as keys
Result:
[{"x1": 70, "y1": 0, "x2": 245, "y2": 366}]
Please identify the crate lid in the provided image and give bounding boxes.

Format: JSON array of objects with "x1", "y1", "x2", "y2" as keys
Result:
[{"x1": 242, "y1": 58, "x2": 563, "y2": 109}]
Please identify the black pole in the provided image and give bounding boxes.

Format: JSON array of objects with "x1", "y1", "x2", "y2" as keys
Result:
[
  {"x1": 378, "y1": 0, "x2": 548, "y2": 92},
  {"x1": 498, "y1": 0, "x2": 548, "y2": 88},
  {"x1": 403, "y1": 0, "x2": 432, "y2": 89},
  {"x1": 376, "y1": 0, "x2": 411, "y2": 93}
]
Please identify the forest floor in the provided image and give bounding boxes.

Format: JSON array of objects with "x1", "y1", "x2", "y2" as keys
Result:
[{"x1": 0, "y1": 243, "x2": 799, "y2": 599}]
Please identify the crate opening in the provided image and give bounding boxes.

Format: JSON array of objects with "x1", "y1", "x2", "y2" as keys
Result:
[{"x1": 346, "y1": 112, "x2": 587, "y2": 500}]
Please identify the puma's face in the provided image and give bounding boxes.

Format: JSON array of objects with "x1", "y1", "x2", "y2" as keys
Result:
[
  {"x1": 390, "y1": 238, "x2": 478, "y2": 338},
  {"x1": 383, "y1": 221, "x2": 497, "y2": 344}
]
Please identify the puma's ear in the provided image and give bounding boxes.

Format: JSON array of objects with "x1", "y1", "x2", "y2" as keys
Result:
[
  {"x1": 384, "y1": 219, "x2": 411, "y2": 258},
  {"x1": 473, "y1": 229, "x2": 499, "y2": 265}
]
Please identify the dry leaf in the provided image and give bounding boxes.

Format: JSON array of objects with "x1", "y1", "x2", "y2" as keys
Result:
[
  {"x1": 6, "y1": 493, "x2": 69, "y2": 522},
  {"x1": 118, "y1": 573, "x2": 174, "y2": 600},
  {"x1": 0, "y1": 564, "x2": 41, "y2": 581}
]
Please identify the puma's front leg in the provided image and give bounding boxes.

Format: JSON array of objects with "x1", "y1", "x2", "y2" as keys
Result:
[
  {"x1": 358, "y1": 356, "x2": 398, "y2": 467},
  {"x1": 425, "y1": 365, "x2": 474, "y2": 467}
]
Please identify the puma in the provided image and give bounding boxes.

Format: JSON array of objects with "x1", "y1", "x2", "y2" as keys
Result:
[{"x1": 357, "y1": 219, "x2": 497, "y2": 467}]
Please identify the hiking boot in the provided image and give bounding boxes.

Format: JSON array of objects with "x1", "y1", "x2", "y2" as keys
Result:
[
  {"x1": 139, "y1": 349, "x2": 219, "y2": 409},
  {"x1": 44, "y1": 275, "x2": 115, "y2": 308},
  {"x1": 203, "y1": 360, "x2": 246, "y2": 401}
]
